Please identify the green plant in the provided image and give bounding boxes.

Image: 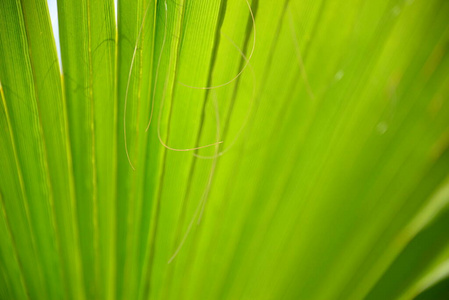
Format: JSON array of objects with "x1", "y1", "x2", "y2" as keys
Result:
[{"x1": 1, "y1": 0, "x2": 449, "y2": 299}]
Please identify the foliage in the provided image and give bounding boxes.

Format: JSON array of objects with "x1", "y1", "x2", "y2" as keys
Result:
[{"x1": 1, "y1": 0, "x2": 449, "y2": 299}]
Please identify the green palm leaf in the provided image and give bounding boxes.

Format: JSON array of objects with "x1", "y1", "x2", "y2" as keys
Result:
[{"x1": 1, "y1": 0, "x2": 448, "y2": 299}]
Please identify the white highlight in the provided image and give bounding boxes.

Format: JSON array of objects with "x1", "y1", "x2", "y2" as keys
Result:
[
  {"x1": 47, "y1": 0, "x2": 62, "y2": 69},
  {"x1": 376, "y1": 122, "x2": 388, "y2": 135},
  {"x1": 335, "y1": 70, "x2": 344, "y2": 81}
]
